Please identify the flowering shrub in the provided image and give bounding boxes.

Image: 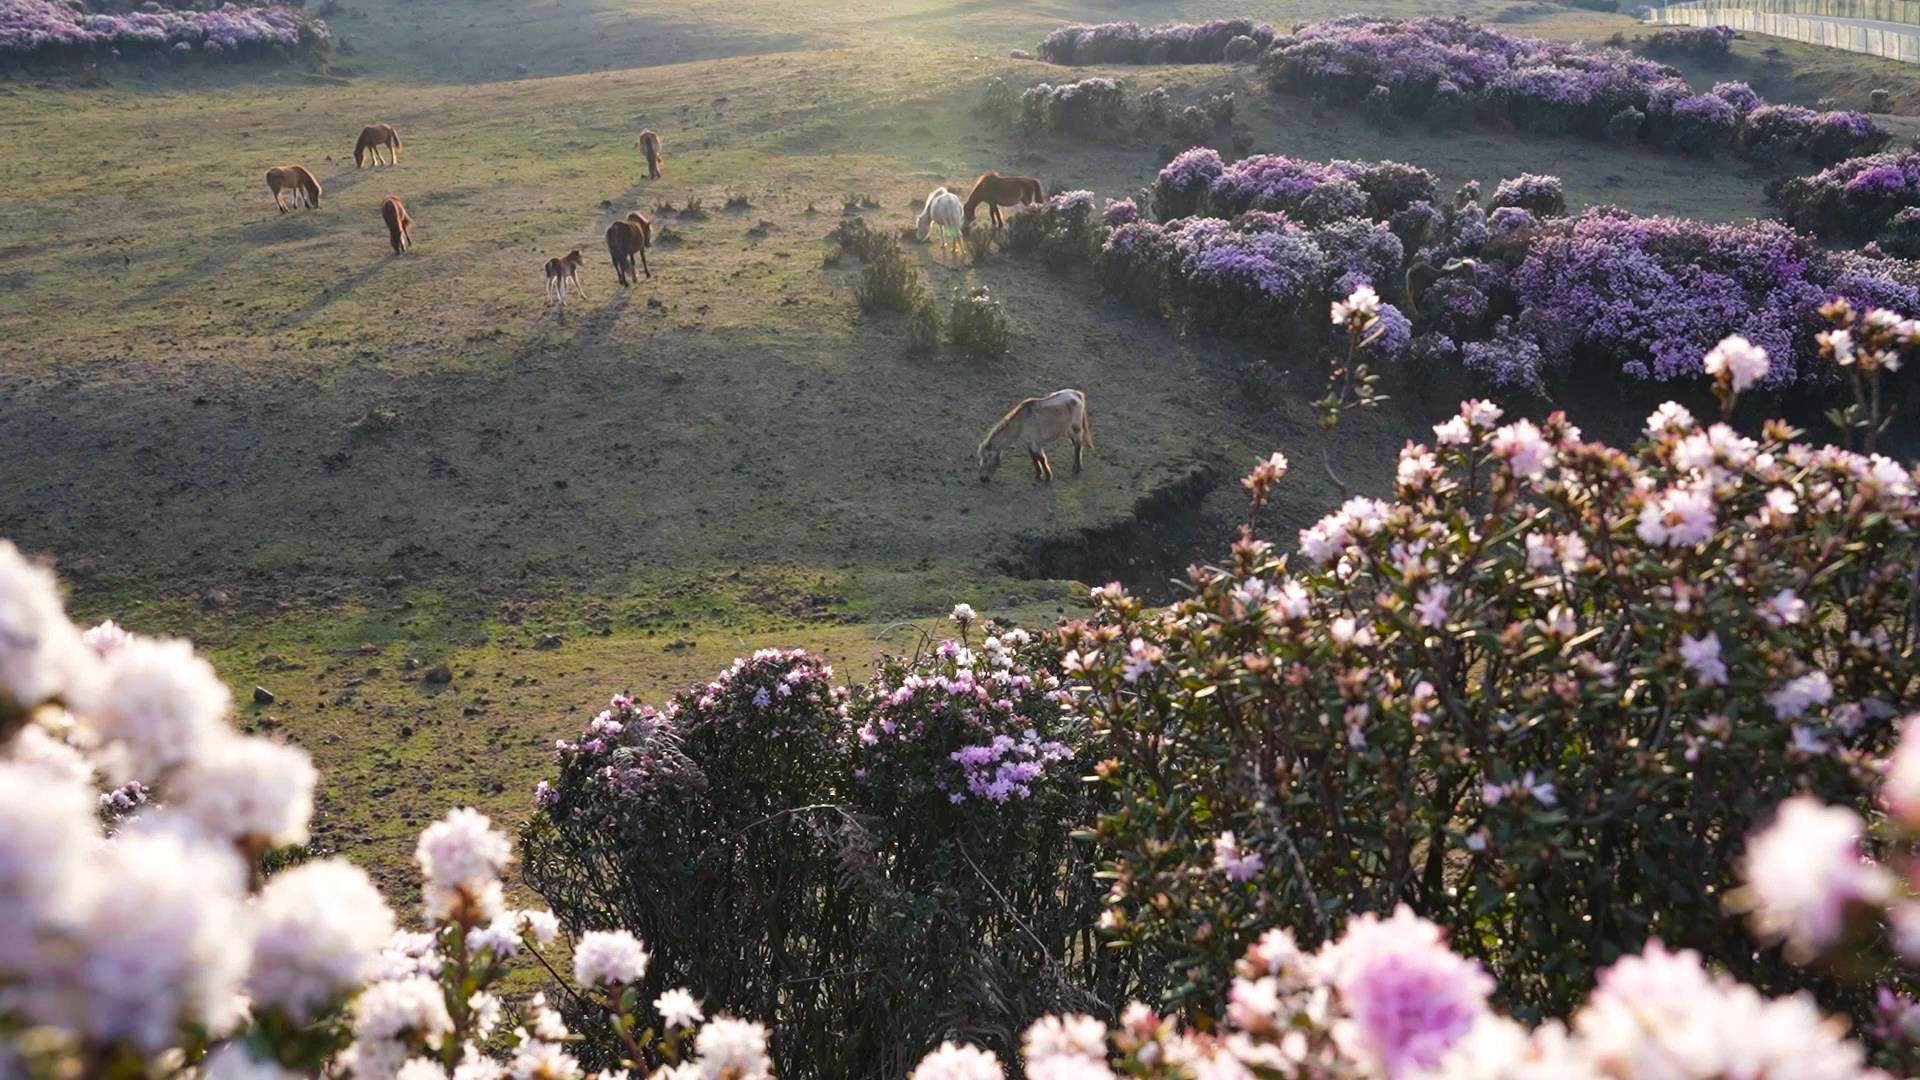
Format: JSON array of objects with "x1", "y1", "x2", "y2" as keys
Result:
[
  {"x1": 1148, "y1": 146, "x2": 1222, "y2": 221},
  {"x1": 1005, "y1": 189, "x2": 1097, "y2": 272},
  {"x1": 0, "y1": 540, "x2": 780, "y2": 1079},
  {"x1": 1741, "y1": 103, "x2": 1892, "y2": 167},
  {"x1": 521, "y1": 615, "x2": 1141, "y2": 1078},
  {"x1": 911, "y1": 917, "x2": 1884, "y2": 1080},
  {"x1": 1727, "y1": 708, "x2": 1920, "y2": 1067},
  {"x1": 1080, "y1": 144, "x2": 1920, "y2": 394},
  {"x1": 947, "y1": 286, "x2": 1010, "y2": 358},
  {"x1": 1775, "y1": 149, "x2": 1920, "y2": 242},
  {"x1": 1669, "y1": 91, "x2": 1741, "y2": 155},
  {"x1": 1019, "y1": 77, "x2": 1127, "y2": 137},
  {"x1": 1036, "y1": 18, "x2": 1274, "y2": 66},
  {"x1": 1488, "y1": 172, "x2": 1565, "y2": 217},
  {"x1": 0, "y1": 0, "x2": 329, "y2": 68},
  {"x1": 1158, "y1": 150, "x2": 1439, "y2": 228},
  {"x1": 1714, "y1": 79, "x2": 1763, "y2": 114},
  {"x1": 1511, "y1": 208, "x2": 1918, "y2": 386},
  {"x1": 1261, "y1": 16, "x2": 1884, "y2": 166},
  {"x1": 1063, "y1": 337, "x2": 1920, "y2": 1020},
  {"x1": 1644, "y1": 24, "x2": 1735, "y2": 60}
]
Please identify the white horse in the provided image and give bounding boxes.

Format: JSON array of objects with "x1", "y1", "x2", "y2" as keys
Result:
[
  {"x1": 917, "y1": 186, "x2": 966, "y2": 263},
  {"x1": 978, "y1": 389, "x2": 1093, "y2": 482}
]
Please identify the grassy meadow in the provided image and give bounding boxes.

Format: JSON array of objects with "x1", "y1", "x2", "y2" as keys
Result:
[{"x1": 3, "y1": 0, "x2": 1916, "y2": 893}]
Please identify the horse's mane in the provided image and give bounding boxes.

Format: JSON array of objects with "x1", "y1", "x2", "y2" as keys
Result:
[
  {"x1": 980, "y1": 397, "x2": 1035, "y2": 455},
  {"x1": 292, "y1": 165, "x2": 320, "y2": 195},
  {"x1": 626, "y1": 211, "x2": 652, "y2": 246}
]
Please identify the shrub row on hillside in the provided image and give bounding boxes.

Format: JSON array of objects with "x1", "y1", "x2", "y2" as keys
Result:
[
  {"x1": 1262, "y1": 16, "x2": 1886, "y2": 167},
  {"x1": 1643, "y1": 23, "x2": 1735, "y2": 59},
  {"x1": 521, "y1": 627, "x2": 1138, "y2": 1078},
  {"x1": 1036, "y1": 17, "x2": 1274, "y2": 66},
  {"x1": 992, "y1": 75, "x2": 1236, "y2": 143},
  {"x1": 1774, "y1": 150, "x2": 1920, "y2": 251},
  {"x1": 1077, "y1": 376, "x2": 1920, "y2": 1024},
  {"x1": 1038, "y1": 146, "x2": 1920, "y2": 395},
  {"x1": 0, "y1": 0, "x2": 329, "y2": 67}
]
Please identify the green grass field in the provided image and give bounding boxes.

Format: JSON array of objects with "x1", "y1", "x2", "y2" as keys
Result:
[{"x1": 3, "y1": 0, "x2": 1913, "y2": 889}]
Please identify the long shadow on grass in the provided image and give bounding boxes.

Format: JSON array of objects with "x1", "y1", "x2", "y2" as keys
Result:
[
  {"x1": 515, "y1": 285, "x2": 634, "y2": 364},
  {"x1": 127, "y1": 212, "x2": 336, "y2": 306},
  {"x1": 268, "y1": 256, "x2": 401, "y2": 332}
]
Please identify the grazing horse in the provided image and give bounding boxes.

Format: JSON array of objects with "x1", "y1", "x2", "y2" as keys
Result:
[
  {"x1": 606, "y1": 211, "x2": 653, "y2": 285},
  {"x1": 962, "y1": 171, "x2": 1043, "y2": 230},
  {"x1": 977, "y1": 389, "x2": 1092, "y2": 483},
  {"x1": 636, "y1": 129, "x2": 664, "y2": 180},
  {"x1": 544, "y1": 249, "x2": 586, "y2": 309},
  {"x1": 354, "y1": 123, "x2": 403, "y2": 168},
  {"x1": 380, "y1": 196, "x2": 412, "y2": 254},
  {"x1": 916, "y1": 187, "x2": 965, "y2": 263},
  {"x1": 266, "y1": 165, "x2": 322, "y2": 212}
]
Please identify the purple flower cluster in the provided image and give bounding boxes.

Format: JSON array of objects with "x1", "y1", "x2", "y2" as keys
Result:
[
  {"x1": 0, "y1": 0, "x2": 328, "y2": 65},
  {"x1": 1512, "y1": 209, "x2": 1917, "y2": 385},
  {"x1": 1103, "y1": 161, "x2": 1920, "y2": 392},
  {"x1": 1151, "y1": 146, "x2": 1225, "y2": 220},
  {"x1": 850, "y1": 630, "x2": 1085, "y2": 809},
  {"x1": 1037, "y1": 17, "x2": 1275, "y2": 66},
  {"x1": 1711, "y1": 80, "x2": 1762, "y2": 114},
  {"x1": 1741, "y1": 104, "x2": 1890, "y2": 167},
  {"x1": 1775, "y1": 150, "x2": 1920, "y2": 242},
  {"x1": 1101, "y1": 197, "x2": 1139, "y2": 228},
  {"x1": 950, "y1": 729, "x2": 1074, "y2": 803},
  {"x1": 547, "y1": 650, "x2": 843, "y2": 802},
  {"x1": 1153, "y1": 149, "x2": 1438, "y2": 228},
  {"x1": 1262, "y1": 16, "x2": 1883, "y2": 165}
]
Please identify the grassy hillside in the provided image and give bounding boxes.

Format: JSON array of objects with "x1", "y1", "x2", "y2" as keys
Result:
[{"x1": 3, "y1": 0, "x2": 1910, "y2": 885}]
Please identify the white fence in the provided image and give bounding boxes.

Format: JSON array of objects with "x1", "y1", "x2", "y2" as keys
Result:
[{"x1": 1656, "y1": 1, "x2": 1920, "y2": 61}]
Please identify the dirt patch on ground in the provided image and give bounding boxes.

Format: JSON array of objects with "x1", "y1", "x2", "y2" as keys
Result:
[{"x1": 993, "y1": 459, "x2": 1225, "y2": 602}]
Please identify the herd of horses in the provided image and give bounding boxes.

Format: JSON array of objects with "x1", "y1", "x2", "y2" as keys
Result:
[{"x1": 260, "y1": 126, "x2": 1086, "y2": 481}]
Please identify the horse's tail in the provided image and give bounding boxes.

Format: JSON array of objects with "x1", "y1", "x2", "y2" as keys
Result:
[{"x1": 1078, "y1": 394, "x2": 1092, "y2": 450}]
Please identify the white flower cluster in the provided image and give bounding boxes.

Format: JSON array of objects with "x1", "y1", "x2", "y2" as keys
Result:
[
  {"x1": 0, "y1": 540, "x2": 390, "y2": 1059},
  {"x1": 912, "y1": 911, "x2": 1877, "y2": 1080},
  {"x1": 3, "y1": 539, "x2": 782, "y2": 1080}
]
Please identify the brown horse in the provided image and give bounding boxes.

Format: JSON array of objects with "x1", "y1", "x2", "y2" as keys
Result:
[
  {"x1": 606, "y1": 211, "x2": 653, "y2": 285},
  {"x1": 381, "y1": 196, "x2": 412, "y2": 254},
  {"x1": 962, "y1": 172, "x2": 1043, "y2": 230},
  {"x1": 636, "y1": 129, "x2": 663, "y2": 180},
  {"x1": 266, "y1": 165, "x2": 322, "y2": 212},
  {"x1": 354, "y1": 123, "x2": 403, "y2": 168},
  {"x1": 545, "y1": 249, "x2": 586, "y2": 309}
]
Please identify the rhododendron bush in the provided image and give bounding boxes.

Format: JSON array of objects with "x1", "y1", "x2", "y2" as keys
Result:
[
  {"x1": 0, "y1": 543, "x2": 778, "y2": 1080},
  {"x1": 1062, "y1": 343, "x2": 1920, "y2": 1021},
  {"x1": 1262, "y1": 16, "x2": 1886, "y2": 166},
  {"x1": 1070, "y1": 146, "x2": 1920, "y2": 394},
  {"x1": 0, "y1": 0, "x2": 330, "y2": 68},
  {"x1": 908, "y1": 915, "x2": 1885, "y2": 1080},
  {"x1": 519, "y1": 615, "x2": 1142, "y2": 1079},
  {"x1": 1775, "y1": 150, "x2": 1920, "y2": 246},
  {"x1": 1036, "y1": 18, "x2": 1274, "y2": 66}
]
